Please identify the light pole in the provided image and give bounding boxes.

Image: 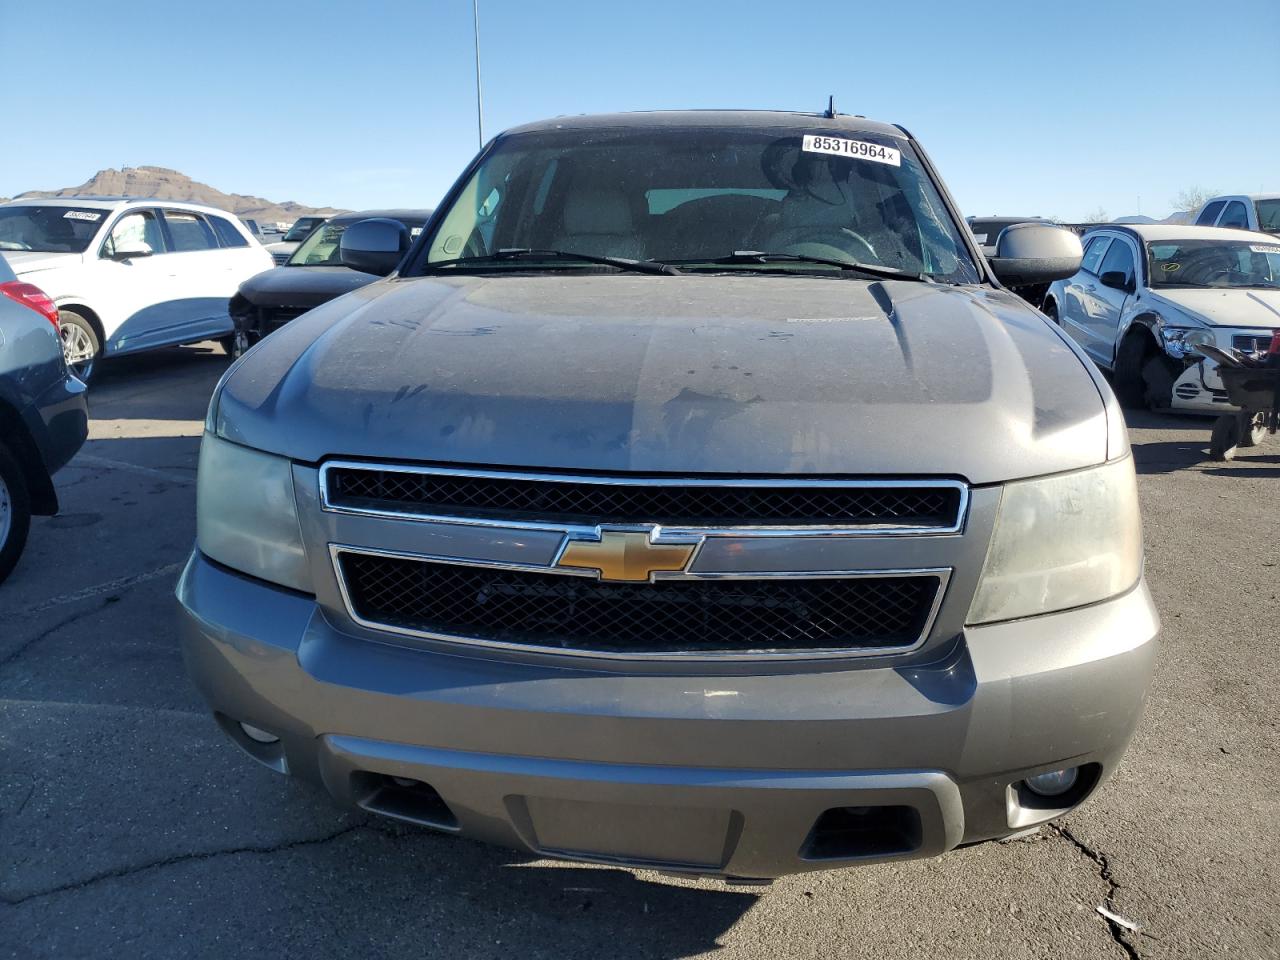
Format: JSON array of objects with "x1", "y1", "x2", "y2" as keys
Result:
[{"x1": 473, "y1": 0, "x2": 484, "y2": 148}]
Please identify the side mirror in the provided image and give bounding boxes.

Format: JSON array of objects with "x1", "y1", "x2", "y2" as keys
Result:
[
  {"x1": 1099, "y1": 270, "x2": 1134, "y2": 293},
  {"x1": 340, "y1": 218, "x2": 409, "y2": 276},
  {"x1": 989, "y1": 223, "x2": 1083, "y2": 286},
  {"x1": 109, "y1": 246, "x2": 153, "y2": 261}
]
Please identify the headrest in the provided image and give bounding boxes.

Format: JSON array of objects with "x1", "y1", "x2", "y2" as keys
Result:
[{"x1": 562, "y1": 189, "x2": 634, "y2": 235}]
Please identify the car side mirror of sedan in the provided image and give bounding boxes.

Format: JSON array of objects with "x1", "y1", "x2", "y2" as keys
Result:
[
  {"x1": 988, "y1": 223, "x2": 1084, "y2": 286},
  {"x1": 1099, "y1": 270, "x2": 1135, "y2": 294},
  {"x1": 340, "y1": 218, "x2": 410, "y2": 276}
]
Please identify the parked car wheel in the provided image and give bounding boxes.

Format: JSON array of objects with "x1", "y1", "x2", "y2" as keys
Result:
[
  {"x1": 1041, "y1": 298, "x2": 1059, "y2": 324},
  {"x1": 0, "y1": 439, "x2": 33, "y2": 585},
  {"x1": 58, "y1": 310, "x2": 101, "y2": 383},
  {"x1": 1113, "y1": 331, "x2": 1151, "y2": 409},
  {"x1": 220, "y1": 330, "x2": 259, "y2": 359}
]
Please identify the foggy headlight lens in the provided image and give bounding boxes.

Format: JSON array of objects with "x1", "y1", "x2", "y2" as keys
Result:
[
  {"x1": 197, "y1": 433, "x2": 310, "y2": 591},
  {"x1": 967, "y1": 457, "x2": 1142, "y2": 625},
  {"x1": 1162, "y1": 326, "x2": 1215, "y2": 359}
]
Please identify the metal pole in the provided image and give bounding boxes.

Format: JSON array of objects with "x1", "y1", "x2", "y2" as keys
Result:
[{"x1": 473, "y1": 0, "x2": 484, "y2": 148}]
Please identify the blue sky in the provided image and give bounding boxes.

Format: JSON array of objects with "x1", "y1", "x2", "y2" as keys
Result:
[{"x1": 3, "y1": 0, "x2": 1276, "y2": 220}]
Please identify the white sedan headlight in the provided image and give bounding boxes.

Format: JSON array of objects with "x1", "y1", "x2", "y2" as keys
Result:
[
  {"x1": 196, "y1": 433, "x2": 310, "y2": 592},
  {"x1": 1160, "y1": 326, "x2": 1215, "y2": 359},
  {"x1": 967, "y1": 457, "x2": 1142, "y2": 625}
]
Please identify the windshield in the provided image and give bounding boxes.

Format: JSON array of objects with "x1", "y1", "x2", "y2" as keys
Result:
[
  {"x1": 0, "y1": 205, "x2": 106, "y2": 253},
  {"x1": 288, "y1": 221, "x2": 351, "y2": 266},
  {"x1": 1257, "y1": 199, "x2": 1280, "y2": 234},
  {"x1": 283, "y1": 217, "x2": 324, "y2": 242},
  {"x1": 417, "y1": 125, "x2": 980, "y2": 283},
  {"x1": 1147, "y1": 238, "x2": 1280, "y2": 289}
]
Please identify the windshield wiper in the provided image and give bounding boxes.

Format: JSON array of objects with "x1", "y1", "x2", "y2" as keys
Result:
[
  {"x1": 661, "y1": 251, "x2": 931, "y2": 282},
  {"x1": 428, "y1": 248, "x2": 681, "y2": 276}
]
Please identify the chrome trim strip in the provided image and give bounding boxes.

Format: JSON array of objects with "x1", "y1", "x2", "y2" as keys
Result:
[
  {"x1": 328, "y1": 543, "x2": 952, "y2": 662},
  {"x1": 317, "y1": 460, "x2": 970, "y2": 538}
]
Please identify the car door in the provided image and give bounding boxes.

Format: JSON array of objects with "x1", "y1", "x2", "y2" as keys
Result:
[
  {"x1": 1057, "y1": 235, "x2": 1112, "y2": 362},
  {"x1": 86, "y1": 207, "x2": 182, "y2": 356},
  {"x1": 151, "y1": 208, "x2": 236, "y2": 347},
  {"x1": 1085, "y1": 235, "x2": 1139, "y2": 367}
]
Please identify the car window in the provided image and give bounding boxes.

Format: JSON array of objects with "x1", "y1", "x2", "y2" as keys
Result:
[
  {"x1": 422, "y1": 126, "x2": 981, "y2": 283},
  {"x1": 209, "y1": 216, "x2": 249, "y2": 248},
  {"x1": 1080, "y1": 236, "x2": 1112, "y2": 275},
  {"x1": 0, "y1": 206, "x2": 106, "y2": 254},
  {"x1": 1256, "y1": 199, "x2": 1280, "y2": 233},
  {"x1": 1098, "y1": 238, "x2": 1136, "y2": 285},
  {"x1": 1147, "y1": 238, "x2": 1280, "y2": 289},
  {"x1": 1195, "y1": 200, "x2": 1226, "y2": 226},
  {"x1": 163, "y1": 210, "x2": 219, "y2": 252},
  {"x1": 1218, "y1": 201, "x2": 1250, "y2": 229},
  {"x1": 102, "y1": 210, "x2": 165, "y2": 258}
]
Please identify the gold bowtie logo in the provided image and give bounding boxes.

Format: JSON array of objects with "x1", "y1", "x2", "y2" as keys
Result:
[{"x1": 557, "y1": 530, "x2": 696, "y2": 582}]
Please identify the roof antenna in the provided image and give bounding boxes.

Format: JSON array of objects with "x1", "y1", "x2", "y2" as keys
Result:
[{"x1": 824, "y1": 95, "x2": 837, "y2": 119}]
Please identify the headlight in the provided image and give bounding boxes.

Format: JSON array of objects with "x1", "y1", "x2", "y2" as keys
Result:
[
  {"x1": 196, "y1": 433, "x2": 310, "y2": 591},
  {"x1": 967, "y1": 457, "x2": 1142, "y2": 625},
  {"x1": 1161, "y1": 326, "x2": 1215, "y2": 359}
]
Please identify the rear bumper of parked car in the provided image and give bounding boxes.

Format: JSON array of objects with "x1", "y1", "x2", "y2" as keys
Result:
[
  {"x1": 29, "y1": 373, "x2": 89, "y2": 475},
  {"x1": 177, "y1": 550, "x2": 1159, "y2": 879}
]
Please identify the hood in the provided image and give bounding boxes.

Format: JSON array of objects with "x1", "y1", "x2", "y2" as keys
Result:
[
  {"x1": 238, "y1": 265, "x2": 376, "y2": 309},
  {"x1": 216, "y1": 274, "x2": 1109, "y2": 484},
  {"x1": 4, "y1": 251, "x2": 81, "y2": 275},
  {"x1": 1147, "y1": 288, "x2": 1280, "y2": 329},
  {"x1": 264, "y1": 241, "x2": 298, "y2": 255}
]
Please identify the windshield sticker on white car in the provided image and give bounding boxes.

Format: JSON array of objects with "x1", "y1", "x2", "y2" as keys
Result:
[
  {"x1": 1249, "y1": 244, "x2": 1280, "y2": 254},
  {"x1": 62, "y1": 210, "x2": 102, "y2": 221},
  {"x1": 802, "y1": 135, "x2": 901, "y2": 167}
]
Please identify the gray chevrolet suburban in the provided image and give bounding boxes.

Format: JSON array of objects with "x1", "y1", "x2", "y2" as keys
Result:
[{"x1": 178, "y1": 110, "x2": 1158, "y2": 880}]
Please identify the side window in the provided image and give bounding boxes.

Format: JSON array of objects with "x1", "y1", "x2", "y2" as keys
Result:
[
  {"x1": 209, "y1": 216, "x2": 249, "y2": 248},
  {"x1": 1080, "y1": 236, "x2": 1112, "y2": 275},
  {"x1": 162, "y1": 210, "x2": 218, "y2": 252},
  {"x1": 1098, "y1": 238, "x2": 1136, "y2": 286},
  {"x1": 102, "y1": 211, "x2": 164, "y2": 258},
  {"x1": 1218, "y1": 201, "x2": 1249, "y2": 229},
  {"x1": 1195, "y1": 200, "x2": 1226, "y2": 226}
]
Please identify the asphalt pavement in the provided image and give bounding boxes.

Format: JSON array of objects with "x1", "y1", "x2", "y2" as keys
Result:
[{"x1": 1, "y1": 344, "x2": 1277, "y2": 959}]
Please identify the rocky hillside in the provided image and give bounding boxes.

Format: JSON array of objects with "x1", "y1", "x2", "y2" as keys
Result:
[{"x1": 6, "y1": 166, "x2": 347, "y2": 224}]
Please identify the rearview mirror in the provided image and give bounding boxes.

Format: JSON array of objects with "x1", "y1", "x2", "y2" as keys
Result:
[
  {"x1": 340, "y1": 218, "x2": 410, "y2": 276},
  {"x1": 988, "y1": 223, "x2": 1083, "y2": 286}
]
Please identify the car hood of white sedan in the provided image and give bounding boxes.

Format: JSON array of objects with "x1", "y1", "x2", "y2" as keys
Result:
[
  {"x1": 1148, "y1": 287, "x2": 1280, "y2": 328},
  {"x1": 2, "y1": 251, "x2": 81, "y2": 275}
]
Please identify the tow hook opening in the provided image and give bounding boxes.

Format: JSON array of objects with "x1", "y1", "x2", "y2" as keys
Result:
[
  {"x1": 352, "y1": 772, "x2": 460, "y2": 832},
  {"x1": 800, "y1": 805, "x2": 923, "y2": 861}
]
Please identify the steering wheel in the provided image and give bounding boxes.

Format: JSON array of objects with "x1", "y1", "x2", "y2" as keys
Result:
[{"x1": 780, "y1": 228, "x2": 877, "y2": 263}]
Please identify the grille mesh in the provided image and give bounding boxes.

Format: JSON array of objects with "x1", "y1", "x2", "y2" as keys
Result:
[
  {"x1": 338, "y1": 552, "x2": 940, "y2": 655},
  {"x1": 326, "y1": 468, "x2": 961, "y2": 529}
]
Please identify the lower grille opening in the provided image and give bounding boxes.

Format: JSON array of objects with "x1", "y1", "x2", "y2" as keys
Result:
[
  {"x1": 801, "y1": 806, "x2": 922, "y2": 860},
  {"x1": 337, "y1": 551, "x2": 942, "y2": 656},
  {"x1": 352, "y1": 772, "x2": 459, "y2": 831}
]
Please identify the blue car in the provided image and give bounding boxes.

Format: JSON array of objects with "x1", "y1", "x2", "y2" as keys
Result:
[{"x1": 0, "y1": 253, "x2": 88, "y2": 582}]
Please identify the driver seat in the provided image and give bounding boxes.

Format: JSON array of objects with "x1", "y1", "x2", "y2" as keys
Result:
[{"x1": 551, "y1": 188, "x2": 645, "y2": 260}]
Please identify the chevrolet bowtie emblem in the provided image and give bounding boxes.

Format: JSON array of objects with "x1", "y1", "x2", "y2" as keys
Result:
[{"x1": 557, "y1": 530, "x2": 697, "y2": 582}]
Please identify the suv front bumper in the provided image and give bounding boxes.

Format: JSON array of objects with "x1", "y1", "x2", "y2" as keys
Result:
[{"x1": 177, "y1": 551, "x2": 1158, "y2": 879}]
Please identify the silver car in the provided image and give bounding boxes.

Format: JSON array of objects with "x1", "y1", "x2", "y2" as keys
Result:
[{"x1": 178, "y1": 111, "x2": 1158, "y2": 880}]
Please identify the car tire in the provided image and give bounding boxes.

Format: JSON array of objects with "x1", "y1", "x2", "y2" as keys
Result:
[
  {"x1": 220, "y1": 330, "x2": 259, "y2": 359},
  {"x1": 1210, "y1": 413, "x2": 1242, "y2": 461},
  {"x1": 0, "y1": 439, "x2": 33, "y2": 585},
  {"x1": 1113, "y1": 331, "x2": 1151, "y2": 409},
  {"x1": 58, "y1": 310, "x2": 101, "y2": 383},
  {"x1": 1042, "y1": 299, "x2": 1059, "y2": 324}
]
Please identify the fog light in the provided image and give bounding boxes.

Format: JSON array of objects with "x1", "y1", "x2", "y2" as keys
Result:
[
  {"x1": 239, "y1": 722, "x2": 280, "y2": 744},
  {"x1": 1024, "y1": 767, "x2": 1078, "y2": 797}
]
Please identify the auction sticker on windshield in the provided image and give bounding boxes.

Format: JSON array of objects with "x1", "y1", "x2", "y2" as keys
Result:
[
  {"x1": 802, "y1": 135, "x2": 901, "y2": 166},
  {"x1": 62, "y1": 210, "x2": 102, "y2": 221}
]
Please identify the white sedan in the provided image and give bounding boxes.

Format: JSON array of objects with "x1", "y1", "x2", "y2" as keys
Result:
[
  {"x1": 0, "y1": 197, "x2": 272, "y2": 380},
  {"x1": 1043, "y1": 224, "x2": 1280, "y2": 412}
]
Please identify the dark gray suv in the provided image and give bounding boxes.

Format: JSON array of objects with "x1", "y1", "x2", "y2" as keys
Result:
[{"x1": 178, "y1": 111, "x2": 1157, "y2": 880}]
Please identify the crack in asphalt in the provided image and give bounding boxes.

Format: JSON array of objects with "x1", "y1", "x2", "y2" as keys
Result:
[
  {"x1": 1048, "y1": 823, "x2": 1142, "y2": 960},
  {"x1": 0, "y1": 598, "x2": 115, "y2": 672},
  {"x1": 0, "y1": 822, "x2": 394, "y2": 907}
]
